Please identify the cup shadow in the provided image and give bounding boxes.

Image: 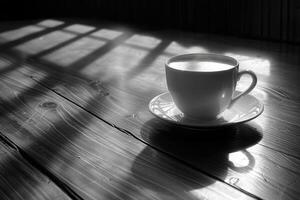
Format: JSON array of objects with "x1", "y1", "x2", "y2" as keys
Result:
[
  {"x1": 139, "y1": 118, "x2": 263, "y2": 184},
  {"x1": 111, "y1": 120, "x2": 262, "y2": 199},
  {"x1": 129, "y1": 147, "x2": 216, "y2": 199}
]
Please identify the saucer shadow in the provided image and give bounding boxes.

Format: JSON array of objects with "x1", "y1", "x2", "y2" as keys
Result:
[
  {"x1": 139, "y1": 118, "x2": 263, "y2": 182},
  {"x1": 110, "y1": 119, "x2": 262, "y2": 199}
]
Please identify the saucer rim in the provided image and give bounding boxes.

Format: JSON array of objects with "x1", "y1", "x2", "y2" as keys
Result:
[{"x1": 148, "y1": 92, "x2": 264, "y2": 128}]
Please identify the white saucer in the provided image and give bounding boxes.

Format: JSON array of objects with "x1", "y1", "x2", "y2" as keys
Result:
[{"x1": 149, "y1": 92, "x2": 264, "y2": 128}]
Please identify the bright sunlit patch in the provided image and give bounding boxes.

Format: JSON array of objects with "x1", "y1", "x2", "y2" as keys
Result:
[
  {"x1": 0, "y1": 65, "x2": 38, "y2": 101},
  {"x1": 64, "y1": 24, "x2": 96, "y2": 34},
  {"x1": 225, "y1": 53, "x2": 271, "y2": 76},
  {"x1": 14, "y1": 31, "x2": 76, "y2": 55},
  {"x1": 236, "y1": 77, "x2": 255, "y2": 92},
  {"x1": 190, "y1": 183, "x2": 246, "y2": 200},
  {"x1": 37, "y1": 19, "x2": 64, "y2": 27},
  {"x1": 128, "y1": 55, "x2": 167, "y2": 90},
  {"x1": 0, "y1": 25, "x2": 45, "y2": 42},
  {"x1": 163, "y1": 41, "x2": 207, "y2": 55},
  {"x1": 0, "y1": 56, "x2": 11, "y2": 70},
  {"x1": 190, "y1": 189, "x2": 207, "y2": 199},
  {"x1": 253, "y1": 87, "x2": 268, "y2": 101},
  {"x1": 42, "y1": 37, "x2": 106, "y2": 67},
  {"x1": 229, "y1": 151, "x2": 250, "y2": 168},
  {"x1": 91, "y1": 29, "x2": 123, "y2": 40},
  {"x1": 81, "y1": 45, "x2": 148, "y2": 79},
  {"x1": 124, "y1": 34, "x2": 161, "y2": 49},
  {"x1": 0, "y1": 52, "x2": 26, "y2": 73},
  {"x1": 185, "y1": 46, "x2": 208, "y2": 54}
]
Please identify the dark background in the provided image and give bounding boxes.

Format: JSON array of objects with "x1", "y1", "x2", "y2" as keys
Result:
[{"x1": 1, "y1": 0, "x2": 299, "y2": 43}]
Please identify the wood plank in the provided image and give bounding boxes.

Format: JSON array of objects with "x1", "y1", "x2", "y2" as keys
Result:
[
  {"x1": 1, "y1": 20, "x2": 300, "y2": 200},
  {"x1": 0, "y1": 136, "x2": 71, "y2": 200},
  {"x1": 0, "y1": 66, "x2": 254, "y2": 199},
  {"x1": 12, "y1": 34, "x2": 300, "y2": 154},
  {"x1": 17, "y1": 63, "x2": 300, "y2": 200},
  {"x1": 1, "y1": 54, "x2": 300, "y2": 200}
]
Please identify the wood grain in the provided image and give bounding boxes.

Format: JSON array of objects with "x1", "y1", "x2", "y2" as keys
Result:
[
  {"x1": 1, "y1": 19, "x2": 300, "y2": 200},
  {"x1": 0, "y1": 66, "x2": 254, "y2": 199},
  {"x1": 16, "y1": 59, "x2": 300, "y2": 200},
  {"x1": 0, "y1": 136, "x2": 71, "y2": 200}
]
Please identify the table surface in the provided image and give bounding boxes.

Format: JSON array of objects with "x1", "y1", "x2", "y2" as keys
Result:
[{"x1": 0, "y1": 19, "x2": 299, "y2": 200}]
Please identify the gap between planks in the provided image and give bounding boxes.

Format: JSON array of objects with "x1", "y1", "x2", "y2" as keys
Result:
[
  {"x1": 0, "y1": 131, "x2": 84, "y2": 200},
  {"x1": 28, "y1": 71, "x2": 264, "y2": 200}
]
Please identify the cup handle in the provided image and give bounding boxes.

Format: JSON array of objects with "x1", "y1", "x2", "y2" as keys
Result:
[{"x1": 231, "y1": 70, "x2": 257, "y2": 105}]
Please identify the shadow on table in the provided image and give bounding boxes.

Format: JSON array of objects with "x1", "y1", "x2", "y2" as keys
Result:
[
  {"x1": 137, "y1": 118, "x2": 262, "y2": 186},
  {"x1": 109, "y1": 120, "x2": 262, "y2": 199},
  {"x1": 0, "y1": 18, "x2": 267, "y2": 199}
]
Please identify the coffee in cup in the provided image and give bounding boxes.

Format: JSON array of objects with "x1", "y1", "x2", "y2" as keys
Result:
[{"x1": 165, "y1": 53, "x2": 257, "y2": 120}]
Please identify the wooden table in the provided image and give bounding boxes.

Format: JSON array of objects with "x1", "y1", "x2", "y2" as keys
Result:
[{"x1": 0, "y1": 19, "x2": 299, "y2": 200}]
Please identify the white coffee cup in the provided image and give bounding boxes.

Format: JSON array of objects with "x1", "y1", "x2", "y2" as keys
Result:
[{"x1": 165, "y1": 53, "x2": 257, "y2": 120}]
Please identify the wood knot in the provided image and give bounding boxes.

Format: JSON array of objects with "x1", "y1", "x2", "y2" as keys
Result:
[
  {"x1": 40, "y1": 101, "x2": 58, "y2": 109},
  {"x1": 89, "y1": 80, "x2": 109, "y2": 96}
]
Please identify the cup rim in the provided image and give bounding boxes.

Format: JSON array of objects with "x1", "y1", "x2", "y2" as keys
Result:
[{"x1": 165, "y1": 53, "x2": 239, "y2": 72}]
